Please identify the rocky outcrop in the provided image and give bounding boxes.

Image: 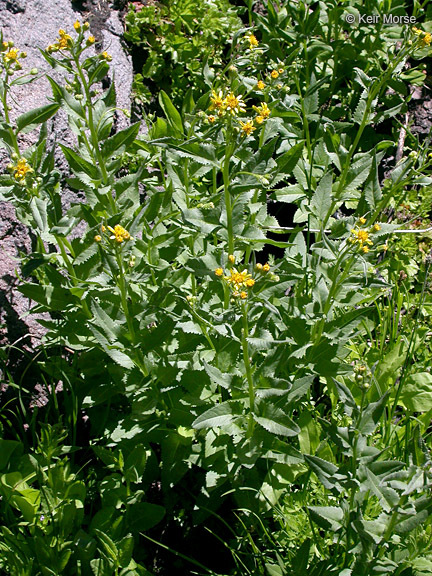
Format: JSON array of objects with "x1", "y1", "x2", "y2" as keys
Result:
[{"x1": 0, "y1": 0, "x2": 134, "y2": 349}]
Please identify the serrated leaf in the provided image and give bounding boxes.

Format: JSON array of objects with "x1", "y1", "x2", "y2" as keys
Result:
[
  {"x1": 308, "y1": 506, "x2": 344, "y2": 532},
  {"x1": 192, "y1": 401, "x2": 242, "y2": 430},
  {"x1": 253, "y1": 404, "x2": 300, "y2": 437},
  {"x1": 16, "y1": 103, "x2": 59, "y2": 133}
]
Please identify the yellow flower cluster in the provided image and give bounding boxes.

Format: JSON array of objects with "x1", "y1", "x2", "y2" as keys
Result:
[
  {"x1": 47, "y1": 22, "x2": 90, "y2": 52},
  {"x1": 248, "y1": 34, "x2": 259, "y2": 49},
  {"x1": 413, "y1": 27, "x2": 432, "y2": 47},
  {"x1": 47, "y1": 29, "x2": 73, "y2": 52},
  {"x1": 208, "y1": 89, "x2": 246, "y2": 118},
  {"x1": 253, "y1": 102, "x2": 271, "y2": 125},
  {"x1": 108, "y1": 224, "x2": 133, "y2": 243},
  {"x1": 1, "y1": 41, "x2": 26, "y2": 70},
  {"x1": 214, "y1": 259, "x2": 272, "y2": 300},
  {"x1": 9, "y1": 157, "x2": 32, "y2": 181},
  {"x1": 349, "y1": 219, "x2": 381, "y2": 253}
]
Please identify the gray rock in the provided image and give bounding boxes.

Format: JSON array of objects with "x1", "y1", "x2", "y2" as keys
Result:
[{"x1": 0, "y1": 0, "x2": 134, "y2": 349}]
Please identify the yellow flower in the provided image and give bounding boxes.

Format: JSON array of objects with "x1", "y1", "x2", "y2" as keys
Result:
[
  {"x1": 101, "y1": 225, "x2": 106, "y2": 232},
  {"x1": 257, "y1": 80, "x2": 265, "y2": 90},
  {"x1": 208, "y1": 114, "x2": 216, "y2": 123},
  {"x1": 94, "y1": 235, "x2": 102, "y2": 242},
  {"x1": 362, "y1": 246, "x2": 369, "y2": 254},
  {"x1": 248, "y1": 34, "x2": 259, "y2": 48},
  {"x1": 253, "y1": 102, "x2": 271, "y2": 119},
  {"x1": 228, "y1": 254, "x2": 235, "y2": 263},
  {"x1": 422, "y1": 33, "x2": 432, "y2": 46},
  {"x1": 13, "y1": 158, "x2": 32, "y2": 180},
  {"x1": 262, "y1": 263, "x2": 270, "y2": 272},
  {"x1": 255, "y1": 115, "x2": 264, "y2": 124},
  {"x1": 278, "y1": 68, "x2": 284, "y2": 74},
  {"x1": 224, "y1": 268, "x2": 253, "y2": 289},
  {"x1": 209, "y1": 90, "x2": 225, "y2": 112},
  {"x1": 255, "y1": 263, "x2": 263, "y2": 271},
  {"x1": 224, "y1": 92, "x2": 246, "y2": 115},
  {"x1": 240, "y1": 120, "x2": 256, "y2": 136},
  {"x1": 73, "y1": 20, "x2": 81, "y2": 31},
  {"x1": 4, "y1": 47, "x2": 19, "y2": 62},
  {"x1": 87, "y1": 35, "x2": 96, "y2": 45},
  {"x1": 373, "y1": 223, "x2": 381, "y2": 231},
  {"x1": 245, "y1": 278, "x2": 255, "y2": 287},
  {"x1": 101, "y1": 51, "x2": 112, "y2": 61},
  {"x1": 358, "y1": 217, "x2": 366, "y2": 225},
  {"x1": 240, "y1": 291, "x2": 248, "y2": 299},
  {"x1": 83, "y1": 22, "x2": 90, "y2": 31},
  {"x1": 215, "y1": 267, "x2": 224, "y2": 276},
  {"x1": 108, "y1": 224, "x2": 133, "y2": 243},
  {"x1": 350, "y1": 227, "x2": 373, "y2": 248},
  {"x1": 1, "y1": 41, "x2": 8, "y2": 51},
  {"x1": 270, "y1": 70, "x2": 279, "y2": 79}
]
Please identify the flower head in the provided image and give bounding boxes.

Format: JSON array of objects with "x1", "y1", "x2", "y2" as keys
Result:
[
  {"x1": 56, "y1": 29, "x2": 73, "y2": 50},
  {"x1": 101, "y1": 51, "x2": 112, "y2": 62},
  {"x1": 255, "y1": 115, "x2": 264, "y2": 124},
  {"x1": 4, "y1": 47, "x2": 19, "y2": 62},
  {"x1": 224, "y1": 268, "x2": 252, "y2": 289},
  {"x1": 253, "y1": 102, "x2": 271, "y2": 119},
  {"x1": 73, "y1": 20, "x2": 81, "y2": 31},
  {"x1": 208, "y1": 114, "x2": 216, "y2": 123},
  {"x1": 108, "y1": 224, "x2": 133, "y2": 243},
  {"x1": 248, "y1": 34, "x2": 259, "y2": 49},
  {"x1": 270, "y1": 70, "x2": 279, "y2": 79},
  {"x1": 350, "y1": 227, "x2": 373, "y2": 250},
  {"x1": 224, "y1": 92, "x2": 246, "y2": 115},
  {"x1": 209, "y1": 90, "x2": 225, "y2": 113},
  {"x1": 256, "y1": 80, "x2": 265, "y2": 90},
  {"x1": 215, "y1": 267, "x2": 224, "y2": 276},
  {"x1": 239, "y1": 119, "x2": 256, "y2": 136},
  {"x1": 262, "y1": 263, "x2": 270, "y2": 272},
  {"x1": 87, "y1": 35, "x2": 96, "y2": 45},
  {"x1": 12, "y1": 158, "x2": 32, "y2": 181}
]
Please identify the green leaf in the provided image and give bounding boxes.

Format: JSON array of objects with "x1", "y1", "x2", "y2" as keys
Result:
[
  {"x1": 127, "y1": 502, "x2": 165, "y2": 532},
  {"x1": 101, "y1": 123, "x2": 140, "y2": 159},
  {"x1": 308, "y1": 506, "x2": 344, "y2": 532},
  {"x1": 253, "y1": 404, "x2": 300, "y2": 437},
  {"x1": 60, "y1": 144, "x2": 100, "y2": 179},
  {"x1": 400, "y1": 373, "x2": 432, "y2": 412},
  {"x1": 192, "y1": 401, "x2": 242, "y2": 430},
  {"x1": 0, "y1": 440, "x2": 23, "y2": 471},
  {"x1": 16, "y1": 103, "x2": 59, "y2": 133},
  {"x1": 310, "y1": 172, "x2": 332, "y2": 222},
  {"x1": 158, "y1": 90, "x2": 183, "y2": 136}
]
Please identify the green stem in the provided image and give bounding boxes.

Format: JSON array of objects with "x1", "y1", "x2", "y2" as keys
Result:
[
  {"x1": 74, "y1": 55, "x2": 116, "y2": 214},
  {"x1": 242, "y1": 303, "x2": 255, "y2": 437},
  {"x1": 223, "y1": 143, "x2": 235, "y2": 256},
  {"x1": 115, "y1": 247, "x2": 136, "y2": 344}
]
